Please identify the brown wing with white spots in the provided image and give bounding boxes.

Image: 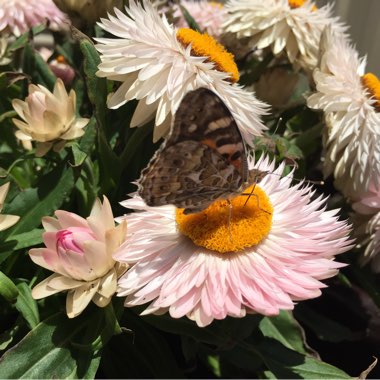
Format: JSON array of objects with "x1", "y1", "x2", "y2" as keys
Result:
[
  {"x1": 168, "y1": 88, "x2": 248, "y2": 182},
  {"x1": 138, "y1": 141, "x2": 243, "y2": 214}
]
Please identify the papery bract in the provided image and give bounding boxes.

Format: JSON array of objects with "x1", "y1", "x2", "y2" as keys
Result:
[
  {"x1": 12, "y1": 78, "x2": 89, "y2": 156},
  {"x1": 29, "y1": 197, "x2": 128, "y2": 318}
]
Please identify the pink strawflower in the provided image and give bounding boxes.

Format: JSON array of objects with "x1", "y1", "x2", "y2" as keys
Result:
[
  {"x1": 170, "y1": 1, "x2": 226, "y2": 39},
  {"x1": 38, "y1": 48, "x2": 75, "y2": 85},
  {"x1": 0, "y1": 0, "x2": 68, "y2": 36},
  {"x1": 29, "y1": 197, "x2": 128, "y2": 318},
  {"x1": 115, "y1": 157, "x2": 352, "y2": 327}
]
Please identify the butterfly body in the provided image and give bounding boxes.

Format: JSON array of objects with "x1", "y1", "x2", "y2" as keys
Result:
[{"x1": 138, "y1": 88, "x2": 264, "y2": 214}]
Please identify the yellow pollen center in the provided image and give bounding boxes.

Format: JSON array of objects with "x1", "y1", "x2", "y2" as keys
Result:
[
  {"x1": 288, "y1": 0, "x2": 317, "y2": 11},
  {"x1": 176, "y1": 28, "x2": 239, "y2": 83},
  {"x1": 175, "y1": 185, "x2": 273, "y2": 253},
  {"x1": 56, "y1": 55, "x2": 66, "y2": 63},
  {"x1": 362, "y1": 72, "x2": 380, "y2": 111}
]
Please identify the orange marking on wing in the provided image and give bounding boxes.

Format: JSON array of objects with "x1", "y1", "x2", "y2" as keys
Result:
[
  {"x1": 230, "y1": 158, "x2": 241, "y2": 170},
  {"x1": 201, "y1": 139, "x2": 217, "y2": 150}
]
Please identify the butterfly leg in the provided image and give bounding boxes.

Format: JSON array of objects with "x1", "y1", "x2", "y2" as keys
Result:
[{"x1": 241, "y1": 188, "x2": 271, "y2": 215}]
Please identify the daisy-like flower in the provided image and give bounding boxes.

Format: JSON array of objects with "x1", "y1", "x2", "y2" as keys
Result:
[
  {"x1": 95, "y1": 0, "x2": 267, "y2": 143},
  {"x1": 307, "y1": 27, "x2": 380, "y2": 198},
  {"x1": 114, "y1": 157, "x2": 352, "y2": 327},
  {"x1": 167, "y1": 0, "x2": 226, "y2": 40},
  {"x1": 0, "y1": 0, "x2": 67, "y2": 37},
  {"x1": 223, "y1": 0, "x2": 346, "y2": 71},
  {"x1": 0, "y1": 183, "x2": 19, "y2": 231},
  {"x1": 29, "y1": 197, "x2": 128, "y2": 318},
  {"x1": 12, "y1": 78, "x2": 89, "y2": 157}
]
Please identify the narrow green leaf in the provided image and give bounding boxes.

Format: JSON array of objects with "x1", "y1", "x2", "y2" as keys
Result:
[
  {"x1": 8, "y1": 25, "x2": 46, "y2": 52},
  {"x1": 0, "y1": 271, "x2": 19, "y2": 302},
  {"x1": 80, "y1": 39, "x2": 107, "y2": 126},
  {"x1": 0, "y1": 312, "x2": 101, "y2": 379},
  {"x1": 255, "y1": 337, "x2": 351, "y2": 379},
  {"x1": 33, "y1": 52, "x2": 57, "y2": 91},
  {"x1": 2, "y1": 164, "x2": 76, "y2": 237},
  {"x1": 15, "y1": 282, "x2": 39, "y2": 329},
  {"x1": 179, "y1": 5, "x2": 202, "y2": 32},
  {"x1": 0, "y1": 229, "x2": 43, "y2": 252},
  {"x1": 79, "y1": 116, "x2": 97, "y2": 155}
]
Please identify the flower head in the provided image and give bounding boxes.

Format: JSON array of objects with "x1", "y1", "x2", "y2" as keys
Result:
[
  {"x1": 38, "y1": 48, "x2": 75, "y2": 85},
  {"x1": 115, "y1": 157, "x2": 352, "y2": 327},
  {"x1": 12, "y1": 78, "x2": 89, "y2": 156},
  {"x1": 307, "y1": 27, "x2": 380, "y2": 198},
  {"x1": 95, "y1": 0, "x2": 267, "y2": 143},
  {"x1": 0, "y1": 0, "x2": 68, "y2": 36},
  {"x1": 53, "y1": 0, "x2": 123, "y2": 27},
  {"x1": 223, "y1": 0, "x2": 346, "y2": 71},
  {"x1": 0, "y1": 183, "x2": 19, "y2": 231},
  {"x1": 29, "y1": 197, "x2": 128, "y2": 318}
]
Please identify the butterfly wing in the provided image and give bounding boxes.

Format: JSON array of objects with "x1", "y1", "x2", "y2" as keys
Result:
[
  {"x1": 167, "y1": 88, "x2": 248, "y2": 182},
  {"x1": 138, "y1": 140, "x2": 243, "y2": 214}
]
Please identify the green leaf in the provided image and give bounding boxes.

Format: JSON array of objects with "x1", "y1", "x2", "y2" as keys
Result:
[
  {"x1": 254, "y1": 336, "x2": 351, "y2": 379},
  {"x1": 70, "y1": 144, "x2": 88, "y2": 167},
  {"x1": 0, "y1": 229, "x2": 43, "y2": 252},
  {"x1": 0, "y1": 312, "x2": 101, "y2": 379},
  {"x1": 33, "y1": 51, "x2": 57, "y2": 91},
  {"x1": 2, "y1": 163, "x2": 76, "y2": 237},
  {"x1": 179, "y1": 5, "x2": 202, "y2": 32},
  {"x1": 0, "y1": 271, "x2": 19, "y2": 302},
  {"x1": 15, "y1": 282, "x2": 39, "y2": 329},
  {"x1": 79, "y1": 116, "x2": 97, "y2": 155},
  {"x1": 0, "y1": 324, "x2": 20, "y2": 351},
  {"x1": 259, "y1": 311, "x2": 313, "y2": 355},
  {"x1": 80, "y1": 39, "x2": 107, "y2": 126},
  {"x1": 8, "y1": 25, "x2": 46, "y2": 52}
]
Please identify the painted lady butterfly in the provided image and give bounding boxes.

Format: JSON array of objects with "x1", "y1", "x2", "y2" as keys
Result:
[{"x1": 137, "y1": 88, "x2": 266, "y2": 214}]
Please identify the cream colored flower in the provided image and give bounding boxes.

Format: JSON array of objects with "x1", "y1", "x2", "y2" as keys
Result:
[
  {"x1": 0, "y1": 183, "x2": 19, "y2": 231},
  {"x1": 223, "y1": 0, "x2": 346, "y2": 71},
  {"x1": 53, "y1": 0, "x2": 123, "y2": 27},
  {"x1": 308, "y1": 27, "x2": 380, "y2": 198},
  {"x1": 29, "y1": 197, "x2": 128, "y2": 318},
  {"x1": 12, "y1": 78, "x2": 89, "y2": 156},
  {"x1": 95, "y1": 0, "x2": 267, "y2": 144}
]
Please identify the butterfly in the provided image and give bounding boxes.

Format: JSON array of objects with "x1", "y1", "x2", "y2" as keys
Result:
[{"x1": 137, "y1": 88, "x2": 266, "y2": 214}]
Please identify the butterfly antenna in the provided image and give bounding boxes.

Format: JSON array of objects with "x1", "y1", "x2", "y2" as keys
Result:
[{"x1": 272, "y1": 117, "x2": 282, "y2": 135}]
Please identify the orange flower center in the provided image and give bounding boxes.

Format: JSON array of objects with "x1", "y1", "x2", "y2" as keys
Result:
[
  {"x1": 175, "y1": 185, "x2": 273, "y2": 253},
  {"x1": 288, "y1": 0, "x2": 317, "y2": 11},
  {"x1": 176, "y1": 28, "x2": 239, "y2": 83},
  {"x1": 361, "y1": 73, "x2": 380, "y2": 111},
  {"x1": 56, "y1": 55, "x2": 66, "y2": 63}
]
